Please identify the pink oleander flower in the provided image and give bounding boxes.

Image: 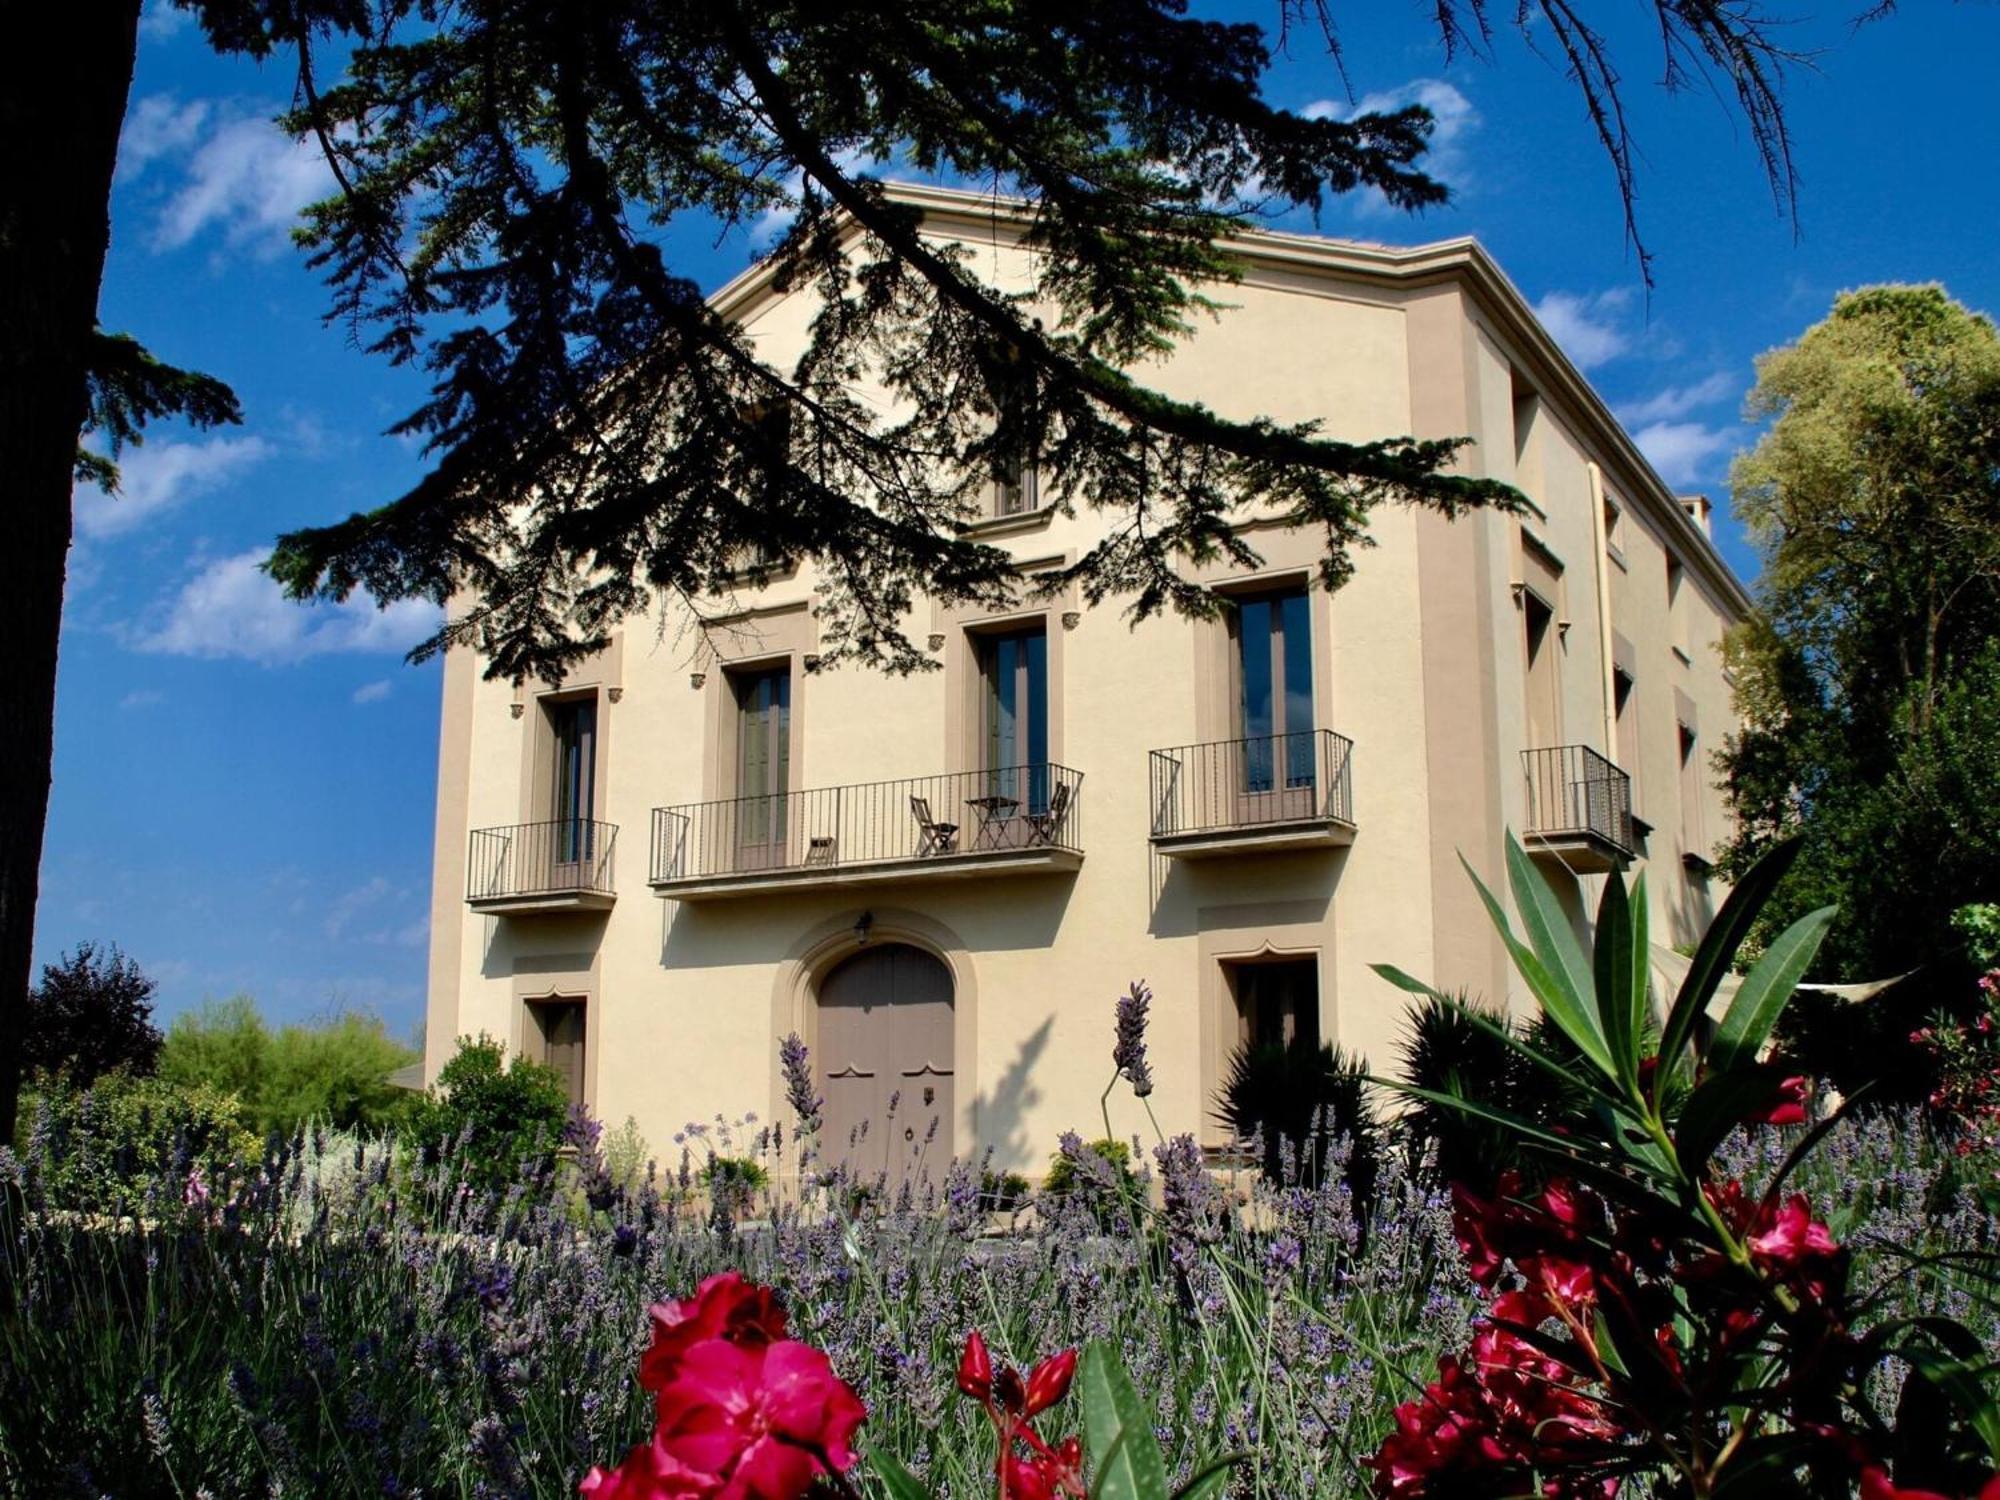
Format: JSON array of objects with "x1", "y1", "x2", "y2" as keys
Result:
[
  {"x1": 1748, "y1": 1074, "x2": 1811, "y2": 1127},
  {"x1": 641, "y1": 1272, "x2": 789, "y2": 1394},
  {"x1": 586, "y1": 1275, "x2": 863, "y2": 1500}
]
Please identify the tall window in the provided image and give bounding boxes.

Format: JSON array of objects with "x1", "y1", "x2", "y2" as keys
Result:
[
  {"x1": 1666, "y1": 556, "x2": 1689, "y2": 655},
  {"x1": 1233, "y1": 587, "x2": 1314, "y2": 791},
  {"x1": 982, "y1": 344, "x2": 1040, "y2": 518},
  {"x1": 980, "y1": 625, "x2": 1048, "y2": 808},
  {"x1": 549, "y1": 698, "x2": 597, "y2": 863},
  {"x1": 1229, "y1": 958, "x2": 1320, "y2": 1052},
  {"x1": 1521, "y1": 590, "x2": 1560, "y2": 749},
  {"x1": 733, "y1": 664, "x2": 791, "y2": 856},
  {"x1": 992, "y1": 442, "x2": 1038, "y2": 517},
  {"x1": 1678, "y1": 721, "x2": 1706, "y2": 860},
  {"x1": 529, "y1": 997, "x2": 586, "y2": 1107},
  {"x1": 1614, "y1": 667, "x2": 1640, "y2": 796},
  {"x1": 1510, "y1": 367, "x2": 1541, "y2": 497}
]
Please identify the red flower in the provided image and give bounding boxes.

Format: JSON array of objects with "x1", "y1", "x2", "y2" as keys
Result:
[
  {"x1": 1745, "y1": 1194, "x2": 1839, "y2": 1267},
  {"x1": 1023, "y1": 1349, "x2": 1077, "y2": 1417},
  {"x1": 641, "y1": 1273, "x2": 788, "y2": 1392},
  {"x1": 588, "y1": 1276, "x2": 863, "y2": 1500},
  {"x1": 1747, "y1": 1075, "x2": 1810, "y2": 1127},
  {"x1": 581, "y1": 1437, "x2": 714, "y2": 1499},
  {"x1": 1005, "y1": 1437, "x2": 1084, "y2": 1500},
  {"x1": 958, "y1": 1330, "x2": 994, "y2": 1402},
  {"x1": 645, "y1": 1339, "x2": 864, "y2": 1499}
]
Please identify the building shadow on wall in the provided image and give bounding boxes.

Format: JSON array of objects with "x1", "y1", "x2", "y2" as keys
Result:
[
  {"x1": 657, "y1": 875, "x2": 1081, "y2": 970},
  {"x1": 973, "y1": 1015, "x2": 1052, "y2": 1175},
  {"x1": 1146, "y1": 846, "x2": 1348, "y2": 939},
  {"x1": 1667, "y1": 861, "x2": 1718, "y2": 952}
]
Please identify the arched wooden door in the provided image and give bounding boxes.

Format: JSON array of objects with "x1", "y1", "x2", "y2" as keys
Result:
[{"x1": 817, "y1": 943, "x2": 954, "y2": 1181}]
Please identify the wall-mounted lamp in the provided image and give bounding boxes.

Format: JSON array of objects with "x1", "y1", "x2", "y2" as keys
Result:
[
  {"x1": 1061, "y1": 611, "x2": 1081, "y2": 631},
  {"x1": 802, "y1": 653, "x2": 822, "y2": 672},
  {"x1": 509, "y1": 702, "x2": 525, "y2": 720},
  {"x1": 607, "y1": 686, "x2": 624, "y2": 703},
  {"x1": 927, "y1": 633, "x2": 946, "y2": 653},
  {"x1": 853, "y1": 910, "x2": 874, "y2": 946},
  {"x1": 689, "y1": 671, "x2": 707, "y2": 690}
]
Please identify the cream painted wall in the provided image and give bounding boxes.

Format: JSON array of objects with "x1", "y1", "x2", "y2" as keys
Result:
[{"x1": 425, "y1": 196, "x2": 1749, "y2": 1174}]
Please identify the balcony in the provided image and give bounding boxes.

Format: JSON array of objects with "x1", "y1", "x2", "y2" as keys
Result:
[
  {"x1": 1148, "y1": 731, "x2": 1356, "y2": 858},
  {"x1": 1522, "y1": 745, "x2": 1635, "y2": 874},
  {"x1": 466, "y1": 819, "x2": 618, "y2": 914},
  {"x1": 649, "y1": 764, "x2": 1085, "y2": 900}
]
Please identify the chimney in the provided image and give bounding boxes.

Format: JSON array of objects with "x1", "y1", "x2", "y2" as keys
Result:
[{"x1": 1678, "y1": 493, "x2": 1713, "y2": 538}]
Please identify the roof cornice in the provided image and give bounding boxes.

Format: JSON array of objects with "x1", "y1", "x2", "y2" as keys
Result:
[{"x1": 706, "y1": 180, "x2": 1751, "y2": 618}]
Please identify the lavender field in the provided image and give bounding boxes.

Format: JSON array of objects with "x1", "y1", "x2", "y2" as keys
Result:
[{"x1": 0, "y1": 1102, "x2": 1991, "y2": 1500}]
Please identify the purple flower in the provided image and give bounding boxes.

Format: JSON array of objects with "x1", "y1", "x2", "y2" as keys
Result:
[
  {"x1": 1113, "y1": 981, "x2": 1155, "y2": 1098},
  {"x1": 779, "y1": 1033, "x2": 822, "y2": 1134}
]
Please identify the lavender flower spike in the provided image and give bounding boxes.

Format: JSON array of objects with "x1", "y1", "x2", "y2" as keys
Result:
[
  {"x1": 779, "y1": 1032, "x2": 823, "y2": 1133},
  {"x1": 1113, "y1": 981, "x2": 1154, "y2": 1098}
]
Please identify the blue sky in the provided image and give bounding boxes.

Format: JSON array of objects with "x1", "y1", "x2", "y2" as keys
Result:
[{"x1": 37, "y1": 0, "x2": 2000, "y2": 1037}]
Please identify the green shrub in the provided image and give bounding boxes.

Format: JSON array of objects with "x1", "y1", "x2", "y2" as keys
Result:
[
  {"x1": 1043, "y1": 1136, "x2": 1135, "y2": 1196},
  {"x1": 979, "y1": 1169, "x2": 1033, "y2": 1212},
  {"x1": 160, "y1": 996, "x2": 418, "y2": 1136},
  {"x1": 1214, "y1": 1038, "x2": 1379, "y2": 1208},
  {"x1": 406, "y1": 1036, "x2": 570, "y2": 1189},
  {"x1": 22, "y1": 1072, "x2": 257, "y2": 1213},
  {"x1": 601, "y1": 1115, "x2": 653, "y2": 1192}
]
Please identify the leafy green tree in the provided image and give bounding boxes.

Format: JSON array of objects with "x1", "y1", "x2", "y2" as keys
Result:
[
  {"x1": 407, "y1": 1036, "x2": 571, "y2": 1189},
  {"x1": 159, "y1": 995, "x2": 270, "y2": 1107},
  {"x1": 1720, "y1": 287, "x2": 2000, "y2": 1028},
  {"x1": 261, "y1": 1012, "x2": 420, "y2": 1134},
  {"x1": 0, "y1": 0, "x2": 1909, "y2": 1143},
  {"x1": 160, "y1": 995, "x2": 418, "y2": 1135},
  {"x1": 24, "y1": 941, "x2": 162, "y2": 1085}
]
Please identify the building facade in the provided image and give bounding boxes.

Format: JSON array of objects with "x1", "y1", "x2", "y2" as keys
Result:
[{"x1": 421, "y1": 185, "x2": 1749, "y2": 1176}]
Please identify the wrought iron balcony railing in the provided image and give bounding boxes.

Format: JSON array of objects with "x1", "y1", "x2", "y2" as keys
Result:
[
  {"x1": 1522, "y1": 745, "x2": 1635, "y2": 859},
  {"x1": 467, "y1": 819, "x2": 618, "y2": 905},
  {"x1": 1148, "y1": 730, "x2": 1355, "y2": 842},
  {"x1": 650, "y1": 763, "x2": 1084, "y2": 888}
]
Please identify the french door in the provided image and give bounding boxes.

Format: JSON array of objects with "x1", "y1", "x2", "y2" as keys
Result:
[
  {"x1": 1233, "y1": 589, "x2": 1316, "y2": 817},
  {"x1": 734, "y1": 665, "x2": 791, "y2": 869}
]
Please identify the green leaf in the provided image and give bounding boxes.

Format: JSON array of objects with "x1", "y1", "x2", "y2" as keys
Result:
[
  {"x1": 1708, "y1": 906, "x2": 1837, "y2": 1075},
  {"x1": 1170, "y1": 1453, "x2": 1248, "y2": 1500},
  {"x1": 1857, "y1": 1319, "x2": 2000, "y2": 1463},
  {"x1": 861, "y1": 1440, "x2": 935, "y2": 1500},
  {"x1": 1628, "y1": 869, "x2": 1652, "y2": 1059},
  {"x1": 1711, "y1": 1432, "x2": 1822, "y2": 1496},
  {"x1": 1373, "y1": 1079, "x2": 1587, "y2": 1161},
  {"x1": 1658, "y1": 837, "x2": 1805, "y2": 1091},
  {"x1": 1371, "y1": 967, "x2": 1620, "y2": 1106},
  {"x1": 1592, "y1": 870, "x2": 1639, "y2": 1091},
  {"x1": 1503, "y1": 837, "x2": 1605, "y2": 1058},
  {"x1": 1674, "y1": 1066, "x2": 1796, "y2": 1175},
  {"x1": 1463, "y1": 851, "x2": 1616, "y2": 1079},
  {"x1": 1081, "y1": 1340, "x2": 1173, "y2": 1500},
  {"x1": 1899, "y1": 1343, "x2": 2000, "y2": 1464}
]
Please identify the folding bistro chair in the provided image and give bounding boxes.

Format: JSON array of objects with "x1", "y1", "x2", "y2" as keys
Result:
[{"x1": 910, "y1": 795, "x2": 959, "y2": 855}]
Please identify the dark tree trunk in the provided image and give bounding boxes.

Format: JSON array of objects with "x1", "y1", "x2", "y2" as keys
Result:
[{"x1": 0, "y1": 0, "x2": 143, "y2": 1142}]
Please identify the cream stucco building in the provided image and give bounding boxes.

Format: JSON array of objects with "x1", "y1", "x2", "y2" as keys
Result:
[{"x1": 421, "y1": 184, "x2": 1749, "y2": 1176}]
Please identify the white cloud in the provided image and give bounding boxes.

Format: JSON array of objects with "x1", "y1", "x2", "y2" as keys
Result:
[
  {"x1": 1617, "y1": 372, "x2": 1736, "y2": 426},
  {"x1": 352, "y1": 679, "x2": 393, "y2": 705},
  {"x1": 325, "y1": 875, "x2": 392, "y2": 940},
  {"x1": 1633, "y1": 420, "x2": 1737, "y2": 487},
  {"x1": 135, "y1": 550, "x2": 442, "y2": 665},
  {"x1": 118, "y1": 95, "x2": 210, "y2": 180},
  {"x1": 1533, "y1": 288, "x2": 1634, "y2": 371},
  {"x1": 1302, "y1": 80, "x2": 1478, "y2": 212},
  {"x1": 139, "y1": 2, "x2": 194, "y2": 41},
  {"x1": 149, "y1": 110, "x2": 334, "y2": 256},
  {"x1": 75, "y1": 434, "x2": 270, "y2": 538},
  {"x1": 119, "y1": 689, "x2": 166, "y2": 711}
]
